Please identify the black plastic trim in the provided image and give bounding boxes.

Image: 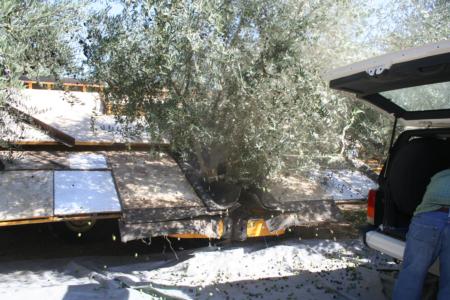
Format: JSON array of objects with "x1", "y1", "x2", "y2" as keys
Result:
[
  {"x1": 360, "y1": 94, "x2": 450, "y2": 120},
  {"x1": 330, "y1": 53, "x2": 450, "y2": 95},
  {"x1": 360, "y1": 94, "x2": 405, "y2": 117},
  {"x1": 330, "y1": 52, "x2": 450, "y2": 119}
]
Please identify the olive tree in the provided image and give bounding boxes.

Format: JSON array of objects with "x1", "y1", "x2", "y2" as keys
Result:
[
  {"x1": 83, "y1": 0, "x2": 449, "y2": 187},
  {"x1": 84, "y1": 0, "x2": 357, "y2": 186},
  {"x1": 0, "y1": 0, "x2": 82, "y2": 148}
]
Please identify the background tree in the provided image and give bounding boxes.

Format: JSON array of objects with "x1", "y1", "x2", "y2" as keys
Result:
[
  {"x1": 381, "y1": 0, "x2": 450, "y2": 50},
  {"x1": 0, "y1": 0, "x2": 82, "y2": 148}
]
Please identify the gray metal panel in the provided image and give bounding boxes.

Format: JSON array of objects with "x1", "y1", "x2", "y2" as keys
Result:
[
  {"x1": 1, "y1": 151, "x2": 108, "y2": 171},
  {"x1": 54, "y1": 171, "x2": 121, "y2": 215},
  {"x1": 0, "y1": 171, "x2": 53, "y2": 220},
  {"x1": 108, "y1": 152, "x2": 205, "y2": 212},
  {"x1": 13, "y1": 90, "x2": 155, "y2": 144},
  {"x1": 68, "y1": 153, "x2": 108, "y2": 169},
  {"x1": 0, "y1": 151, "x2": 69, "y2": 170}
]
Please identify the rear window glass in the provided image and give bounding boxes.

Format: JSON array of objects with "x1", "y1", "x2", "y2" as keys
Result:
[{"x1": 380, "y1": 81, "x2": 450, "y2": 111}]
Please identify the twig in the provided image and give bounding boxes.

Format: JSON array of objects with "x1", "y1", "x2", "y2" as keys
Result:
[{"x1": 164, "y1": 235, "x2": 179, "y2": 260}]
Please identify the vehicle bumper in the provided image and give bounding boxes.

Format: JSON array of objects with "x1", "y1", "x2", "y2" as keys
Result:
[
  {"x1": 365, "y1": 230, "x2": 440, "y2": 276},
  {"x1": 366, "y1": 230, "x2": 405, "y2": 260}
]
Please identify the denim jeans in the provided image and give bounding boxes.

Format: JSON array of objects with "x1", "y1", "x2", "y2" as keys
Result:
[{"x1": 393, "y1": 211, "x2": 450, "y2": 300}]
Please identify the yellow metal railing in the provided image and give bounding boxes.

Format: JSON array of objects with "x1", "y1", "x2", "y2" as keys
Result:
[{"x1": 22, "y1": 80, "x2": 103, "y2": 92}]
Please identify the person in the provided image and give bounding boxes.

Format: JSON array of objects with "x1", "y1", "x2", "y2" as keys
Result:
[{"x1": 393, "y1": 169, "x2": 450, "y2": 300}]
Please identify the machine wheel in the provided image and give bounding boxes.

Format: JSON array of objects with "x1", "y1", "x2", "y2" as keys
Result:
[{"x1": 64, "y1": 219, "x2": 97, "y2": 233}]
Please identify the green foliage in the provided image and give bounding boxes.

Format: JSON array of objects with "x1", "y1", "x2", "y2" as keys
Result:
[
  {"x1": 85, "y1": 0, "x2": 347, "y2": 186},
  {"x1": 0, "y1": 0, "x2": 448, "y2": 187},
  {"x1": 0, "y1": 0, "x2": 83, "y2": 147},
  {"x1": 83, "y1": 0, "x2": 449, "y2": 186},
  {"x1": 381, "y1": 0, "x2": 450, "y2": 50}
]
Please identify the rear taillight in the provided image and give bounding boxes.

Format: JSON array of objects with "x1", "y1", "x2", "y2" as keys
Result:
[{"x1": 367, "y1": 189, "x2": 377, "y2": 224}]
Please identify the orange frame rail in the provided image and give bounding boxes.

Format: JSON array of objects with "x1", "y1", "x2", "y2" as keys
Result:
[{"x1": 23, "y1": 80, "x2": 104, "y2": 92}]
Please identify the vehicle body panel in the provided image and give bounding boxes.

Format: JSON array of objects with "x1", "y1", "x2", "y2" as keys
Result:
[{"x1": 327, "y1": 41, "x2": 450, "y2": 276}]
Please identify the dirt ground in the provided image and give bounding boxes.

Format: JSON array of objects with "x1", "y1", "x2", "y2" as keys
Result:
[{"x1": 2, "y1": 203, "x2": 430, "y2": 300}]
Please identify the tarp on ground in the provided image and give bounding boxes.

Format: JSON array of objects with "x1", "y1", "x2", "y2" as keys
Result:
[{"x1": 0, "y1": 239, "x2": 397, "y2": 300}]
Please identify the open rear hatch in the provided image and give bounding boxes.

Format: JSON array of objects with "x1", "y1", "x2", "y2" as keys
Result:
[
  {"x1": 325, "y1": 41, "x2": 450, "y2": 274},
  {"x1": 325, "y1": 40, "x2": 450, "y2": 124}
]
